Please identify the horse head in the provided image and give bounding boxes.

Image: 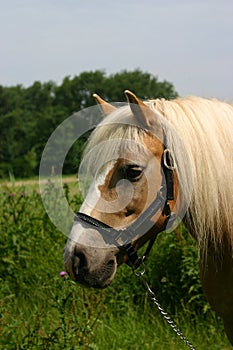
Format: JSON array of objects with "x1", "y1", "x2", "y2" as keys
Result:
[{"x1": 64, "y1": 91, "x2": 179, "y2": 288}]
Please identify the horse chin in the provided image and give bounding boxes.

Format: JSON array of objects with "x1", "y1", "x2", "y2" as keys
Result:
[
  {"x1": 71, "y1": 271, "x2": 116, "y2": 289},
  {"x1": 80, "y1": 275, "x2": 115, "y2": 289}
]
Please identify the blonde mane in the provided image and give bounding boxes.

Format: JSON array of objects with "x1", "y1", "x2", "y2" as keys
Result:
[
  {"x1": 148, "y1": 97, "x2": 233, "y2": 251},
  {"x1": 83, "y1": 96, "x2": 233, "y2": 253}
]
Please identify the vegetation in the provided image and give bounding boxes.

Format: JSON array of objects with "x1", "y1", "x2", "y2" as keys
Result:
[
  {"x1": 0, "y1": 180, "x2": 230, "y2": 349},
  {"x1": 0, "y1": 71, "x2": 230, "y2": 348},
  {"x1": 0, "y1": 69, "x2": 178, "y2": 178}
]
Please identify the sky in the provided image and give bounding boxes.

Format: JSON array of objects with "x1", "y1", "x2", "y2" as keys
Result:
[{"x1": 1, "y1": 0, "x2": 233, "y2": 101}]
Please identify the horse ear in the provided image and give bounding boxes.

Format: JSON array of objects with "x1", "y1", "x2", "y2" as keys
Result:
[
  {"x1": 124, "y1": 90, "x2": 158, "y2": 129},
  {"x1": 93, "y1": 93, "x2": 116, "y2": 117}
]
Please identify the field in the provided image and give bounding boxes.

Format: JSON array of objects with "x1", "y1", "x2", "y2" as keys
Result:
[{"x1": 0, "y1": 178, "x2": 231, "y2": 349}]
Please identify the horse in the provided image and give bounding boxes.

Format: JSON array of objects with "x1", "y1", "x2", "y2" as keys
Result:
[{"x1": 64, "y1": 90, "x2": 233, "y2": 345}]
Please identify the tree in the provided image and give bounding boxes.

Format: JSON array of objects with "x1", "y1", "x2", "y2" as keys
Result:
[
  {"x1": 103, "y1": 69, "x2": 178, "y2": 101},
  {"x1": 0, "y1": 69, "x2": 178, "y2": 178}
]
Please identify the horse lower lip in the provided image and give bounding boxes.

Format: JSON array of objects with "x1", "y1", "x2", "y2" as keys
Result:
[
  {"x1": 75, "y1": 276, "x2": 109, "y2": 289},
  {"x1": 72, "y1": 267, "x2": 114, "y2": 288}
]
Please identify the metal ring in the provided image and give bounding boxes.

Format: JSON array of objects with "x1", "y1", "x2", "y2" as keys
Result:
[
  {"x1": 163, "y1": 149, "x2": 176, "y2": 170},
  {"x1": 133, "y1": 261, "x2": 146, "y2": 277}
]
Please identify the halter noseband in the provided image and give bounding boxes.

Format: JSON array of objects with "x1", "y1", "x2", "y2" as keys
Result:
[{"x1": 74, "y1": 129, "x2": 176, "y2": 269}]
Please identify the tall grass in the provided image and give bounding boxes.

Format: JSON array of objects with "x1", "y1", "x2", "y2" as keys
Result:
[{"x1": 0, "y1": 180, "x2": 231, "y2": 349}]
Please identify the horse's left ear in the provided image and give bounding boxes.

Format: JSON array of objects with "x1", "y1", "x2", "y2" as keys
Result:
[
  {"x1": 93, "y1": 93, "x2": 116, "y2": 117},
  {"x1": 124, "y1": 90, "x2": 159, "y2": 129}
]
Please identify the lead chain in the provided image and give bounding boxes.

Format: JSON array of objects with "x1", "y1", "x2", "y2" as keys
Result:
[{"x1": 135, "y1": 271, "x2": 196, "y2": 350}]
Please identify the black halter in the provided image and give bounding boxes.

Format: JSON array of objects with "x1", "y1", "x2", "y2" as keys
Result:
[{"x1": 74, "y1": 131, "x2": 176, "y2": 269}]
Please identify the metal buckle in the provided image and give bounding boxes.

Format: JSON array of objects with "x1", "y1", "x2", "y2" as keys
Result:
[{"x1": 163, "y1": 149, "x2": 175, "y2": 170}]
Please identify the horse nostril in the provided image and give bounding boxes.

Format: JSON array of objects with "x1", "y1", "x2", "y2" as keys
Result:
[{"x1": 73, "y1": 250, "x2": 87, "y2": 275}]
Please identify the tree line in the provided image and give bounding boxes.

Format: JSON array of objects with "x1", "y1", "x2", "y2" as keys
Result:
[{"x1": 0, "y1": 69, "x2": 178, "y2": 178}]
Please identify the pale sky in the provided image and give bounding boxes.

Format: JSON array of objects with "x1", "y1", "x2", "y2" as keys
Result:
[{"x1": 1, "y1": 0, "x2": 233, "y2": 101}]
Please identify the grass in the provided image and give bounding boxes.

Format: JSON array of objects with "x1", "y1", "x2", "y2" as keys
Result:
[
  {"x1": 0, "y1": 177, "x2": 232, "y2": 349},
  {"x1": 94, "y1": 308, "x2": 229, "y2": 350}
]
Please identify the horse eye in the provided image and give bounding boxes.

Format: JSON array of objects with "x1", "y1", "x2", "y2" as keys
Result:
[{"x1": 122, "y1": 165, "x2": 144, "y2": 182}]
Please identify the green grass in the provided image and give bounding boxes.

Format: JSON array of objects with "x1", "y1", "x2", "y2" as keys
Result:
[
  {"x1": 0, "y1": 179, "x2": 231, "y2": 349},
  {"x1": 94, "y1": 308, "x2": 229, "y2": 350}
]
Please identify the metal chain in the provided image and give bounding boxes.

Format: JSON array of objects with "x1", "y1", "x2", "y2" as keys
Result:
[{"x1": 134, "y1": 266, "x2": 196, "y2": 350}]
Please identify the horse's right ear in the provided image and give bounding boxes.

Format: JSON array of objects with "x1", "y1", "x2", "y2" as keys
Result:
[
  {"x1": 93, "y1": 94, "x2": 116, "y2": 117},
  {"x1": 124, "y1": 90, "x2": 160, "y2": 130}
]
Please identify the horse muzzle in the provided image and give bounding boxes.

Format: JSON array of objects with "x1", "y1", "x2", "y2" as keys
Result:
[{"x1": 64, "y1": 223, "x2": 119, "y2": 288}]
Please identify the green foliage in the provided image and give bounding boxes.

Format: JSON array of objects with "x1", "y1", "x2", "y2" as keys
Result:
[
  {"x1": 0, "y1": 182, "x2": 229, "y2": 349},
  {"x1": 104, "y1": 228, "x2": 209, "y2": 318},
  {"x1": 0, "y1": 70, "x2": 178, "y2": 179},
  {"x1": 0, "y1": 182, "x2": 104, "y2": 349}
]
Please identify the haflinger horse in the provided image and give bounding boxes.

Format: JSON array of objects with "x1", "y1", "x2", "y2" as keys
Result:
[{"x1": 64, "y1": 90, "x2": 233, "y2": 345}]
